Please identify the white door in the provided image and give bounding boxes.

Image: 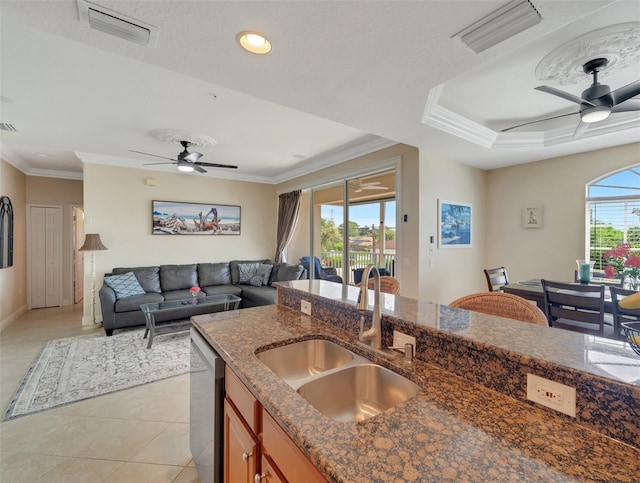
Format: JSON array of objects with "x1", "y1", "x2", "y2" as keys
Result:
[
  {"x1": 30, "y1": 206, "x2": 62, "y2": 309},
  {"x1": 73, "y1": 207, "x2": 85, "y2": 304}
]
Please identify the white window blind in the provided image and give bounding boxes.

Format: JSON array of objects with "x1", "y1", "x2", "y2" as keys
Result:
[{"x1": 587, "y1": 166, "x2": 640, "y2": 270}]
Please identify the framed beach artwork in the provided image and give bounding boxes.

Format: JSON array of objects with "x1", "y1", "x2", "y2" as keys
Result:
[
  {"x1": 438, "y1": 199, "x2": 472, "y2": 248},
  {"x1": 152, "y1": 200, "x2": 241, "y2": 235},
  {"x1": 522, "y1": 205, "x2": 542, "y2": 228}
]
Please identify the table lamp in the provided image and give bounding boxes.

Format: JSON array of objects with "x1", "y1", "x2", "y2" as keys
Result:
[{"x1": 79, "y1": 233, "x2": 108, "y2": 324}]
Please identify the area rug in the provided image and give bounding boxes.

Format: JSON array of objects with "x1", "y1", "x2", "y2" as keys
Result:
[{"x1": 3, "y1": 327, "x2": 190, "y2": 420}]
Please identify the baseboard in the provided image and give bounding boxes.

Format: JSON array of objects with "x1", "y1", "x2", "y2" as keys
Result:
[
  {"x1": 0, "y1": 305, "x2": 28, "y2": 332},
  {"x1": 82, "y1": 315, "x2": 103, "y2": 328}
]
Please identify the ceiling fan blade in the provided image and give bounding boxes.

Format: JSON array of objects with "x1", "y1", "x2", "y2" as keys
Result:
[
  {"x1": 143, "y1": 161, "x2": 177, "y2": 166},
  {"x1": 535, "y1": 86, "x2": 595, "y2": 106},
  {"x1": 610, "y1": 80, "x2": 640, "y2": 106},
  {"x1": 612, "y1": 99, "x2": 640, "y2": 112},
  {"x1": 501, "y1": 112, "x2": 578, "y2": 132},
  {"x1": 194, "y1": 164, "x2": 207, "y2": 173},
  {"x1": 573, "y1": 120, "x2": 589, "y2": 138},
  {"x1": 364, "y1": 186, "x2": 388, "y2": 191},
  {"x1": 184, "y1": 152, "x2": 203, "y2": 163},
  {"x1": 196, "y1": 162, "x2": 238, "y2": 169},
  {"x1": 129, "y1": 149, "x2": 176, "y2": 161}
]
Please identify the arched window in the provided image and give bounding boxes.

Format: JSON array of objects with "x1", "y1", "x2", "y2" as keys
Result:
[{"x1": 588, "y1": 166, "x2": 640, "y2": 275}]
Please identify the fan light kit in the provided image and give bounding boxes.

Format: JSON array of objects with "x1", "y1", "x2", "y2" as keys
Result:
[
  {"x1": 503, "y1": 57, "x2": 640, "y2": 136},
  {"x1": 130, "y1": 140, "x2": 238, "y2": 174},
  {"x1": 237, "y1": 31, "x2": 272, "y2": 54}
]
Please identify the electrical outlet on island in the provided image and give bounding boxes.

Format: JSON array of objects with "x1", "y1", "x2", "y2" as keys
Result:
[{"x1": 301, "y1": 300, "x2": 312, "y2": 315}]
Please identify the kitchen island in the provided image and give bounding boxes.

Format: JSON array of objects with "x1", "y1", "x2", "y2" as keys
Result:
[{"x1": 192, "y1": 280, "x2": 638, "y2": 482}]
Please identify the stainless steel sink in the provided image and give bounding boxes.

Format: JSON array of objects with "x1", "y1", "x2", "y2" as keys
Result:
[
  {"x1": 256, "y1": 339, "x2": 353, "y2": 381},
  {"x1": 297, "y1": 363, "x2": 421, "y2": 422}
]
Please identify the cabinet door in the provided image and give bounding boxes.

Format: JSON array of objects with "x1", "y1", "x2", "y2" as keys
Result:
[
  {"x1": 262, "y1": 410, "x2": 326, "y2": 482},
  {"x1": 224, "y1": 398, "x2": 259, "y2": 483},
  {"x1": 258, "y1": 455, "x2": 286, "y2": 483}
]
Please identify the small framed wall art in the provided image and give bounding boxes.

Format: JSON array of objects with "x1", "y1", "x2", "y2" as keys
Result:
[
  {"x1": 522, "y1": 205, "x2": 542, "y2": 228},
  {"x1": 152, "y1": 200, "x2": 241, "y2": 235},
  {"x1": 438, "y1": 199, "x2": 472, "y2": 248}
]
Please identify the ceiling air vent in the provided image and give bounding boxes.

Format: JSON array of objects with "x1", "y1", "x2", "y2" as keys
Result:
[
  {"x1": 453, "y1": 0, "x2": 541, "y2": 54},
  {"x1": 77, "y1": 0, "x2": 159, "y2": 47},
  {"x1": 0, "y1": 123, "x2": 18, "y2": 132}
]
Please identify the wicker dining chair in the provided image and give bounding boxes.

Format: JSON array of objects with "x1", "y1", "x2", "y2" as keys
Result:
[
  {"x1": 449, "y1": 292, "x2": 548, "y2": 326},
  {"x1": 367, "y1": 276, "x2": 401, "y2": 295}
]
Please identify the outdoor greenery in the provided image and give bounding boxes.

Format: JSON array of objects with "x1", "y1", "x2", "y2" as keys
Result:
[
  {"x1": 590, "y1": 208, "x2": 640, "y2": 270},
  {"x1": 320, "y1": 216, "x2": 396, "y2": 270}
]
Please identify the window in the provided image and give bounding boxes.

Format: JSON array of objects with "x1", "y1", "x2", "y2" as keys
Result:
[{"x1": 587, "y1": 166, "x2": 640, "y2": 270}]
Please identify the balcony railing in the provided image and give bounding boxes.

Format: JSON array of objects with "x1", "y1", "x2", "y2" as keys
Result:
[{"x1": 320, "y1": 251, "x2": 396, "y2": 284}]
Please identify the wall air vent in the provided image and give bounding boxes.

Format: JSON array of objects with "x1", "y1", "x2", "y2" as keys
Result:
[
  {"x1": 77, "y1": 0, "x2": 159, "y2": 47},
  {"x1": 0, "y1": 123, "x2": 18, "y2": 132},
  {"x1": 453, "y1": 0, "x2": 541, "y2": 54}
]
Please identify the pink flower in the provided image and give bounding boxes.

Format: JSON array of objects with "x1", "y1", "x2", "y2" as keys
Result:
[
  {"x1": 625, "y1": 256, "x2": 640, "y2": 269},
  {"x1": 604, "y1": 265, "x2": 617, "y2": 278},
  {"x1": 604, "y1": 243, "x2": 630, "y2": 259},
  {"x1": 190, "y1": 286, "x2": 201, "y2": 295}
]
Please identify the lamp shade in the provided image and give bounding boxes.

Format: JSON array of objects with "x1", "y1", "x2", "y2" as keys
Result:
[{"x1": 79, "y1": 233, "x2": 108, "y2": 251}]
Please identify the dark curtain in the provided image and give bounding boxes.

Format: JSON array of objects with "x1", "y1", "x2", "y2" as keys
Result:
[{"x1": 274, "y1": 190, "x2": 302, "y2": 262}]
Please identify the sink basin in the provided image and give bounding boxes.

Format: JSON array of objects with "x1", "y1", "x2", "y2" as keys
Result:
[
  {"x1": 297, "y1": 364, "x2": 421, "y2": 422},
  {"x1": 256, "y1": 339, "x2": 354, "y2": 381}
]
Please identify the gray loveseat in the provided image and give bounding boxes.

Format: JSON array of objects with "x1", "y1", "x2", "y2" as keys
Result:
[{"x1": 98, "y1": 260, "x2": 306, "y2": 336}]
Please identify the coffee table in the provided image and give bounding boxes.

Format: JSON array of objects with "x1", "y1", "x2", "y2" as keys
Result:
[{"x1": 141, "y1": 294, "x2": 241, "y2": 348}]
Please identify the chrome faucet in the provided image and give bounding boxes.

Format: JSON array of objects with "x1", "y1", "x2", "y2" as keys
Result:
[{"x1": 358, "y1": 264, "x2": 382, "y2": 350}]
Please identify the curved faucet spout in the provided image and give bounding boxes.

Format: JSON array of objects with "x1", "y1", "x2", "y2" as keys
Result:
[{"x1": 358, "y1": 264, "x2": 382, "y2": 349}]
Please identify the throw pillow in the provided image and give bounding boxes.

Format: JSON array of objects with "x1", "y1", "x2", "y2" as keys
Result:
[
  {"x1": 104, "y1": 272, "x2": 146, "y2": 300},
  {"x1": 256, "y1": 264, "x2": 273, "y2": 286},
  {"x1": 248, "y1": 275, "x2": 263, "y2": 287},
  {"x1": 270, "y1": 264, "x2": 304, "y2": 286},
  {"x1": 238, "y1": 262, "x2": 260, "y2": 284}
]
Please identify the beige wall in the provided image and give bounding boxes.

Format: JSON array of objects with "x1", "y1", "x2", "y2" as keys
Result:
[
  {"x1": 83, "y1": 163, "x2": 277, "y2": 324},
  {"x1": 418, "y1": 153, "x2": 486, "y2": 304},
  {"x1": 277, "y1": 144, "x2": 420, "y2": 298},
  {"x1": 485, "y1": 142, "x2": 640, "y2": 284},
  {"x1": 0, "y1": 159, "x2": 27, "y2": 330},
  {"x1": 26, "y1": 176, "x2": 83, "y2": 306}
]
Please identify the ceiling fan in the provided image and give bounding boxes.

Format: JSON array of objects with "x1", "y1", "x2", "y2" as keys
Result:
[
  {"x1": 130, "y1": 140, "x2": 238, "y2": 173},
  {"x1": 503, "y1": 58, "x2": 640, "y2": 136},
  {"x1": 350, "y1": 178, "x2": 389, "y2": 193}
]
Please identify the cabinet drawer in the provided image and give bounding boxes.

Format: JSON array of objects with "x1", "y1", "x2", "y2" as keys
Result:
[
  {"x1": 261, "y1": 409, "x2": 326, "y2": 483},
  {"x1": 225, "y1": 366, "x2": 260, "y2": 433}
]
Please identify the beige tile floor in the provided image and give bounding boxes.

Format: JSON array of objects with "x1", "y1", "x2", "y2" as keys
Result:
[{"x1": 0, "y1": 304, "x2": 200, "y2": 483}]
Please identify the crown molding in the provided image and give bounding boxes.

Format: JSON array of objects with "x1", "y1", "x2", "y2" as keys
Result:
[
  {"x1": 423, "y1": 82, "x2": 640, "y2": 150},
  {"x1": 270, "y1": 135, "x2": 397, "y2": 184}
]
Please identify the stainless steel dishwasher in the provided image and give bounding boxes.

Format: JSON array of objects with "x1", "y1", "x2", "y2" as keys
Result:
[{"x1": 190, "y1": 328, "x2": 225, "y2": 483}]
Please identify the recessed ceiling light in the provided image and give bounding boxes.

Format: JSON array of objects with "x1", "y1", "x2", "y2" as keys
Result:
[
  {"x1": 36, "y1": 153, "x2": 50, "y2": 158},
  {"x1": 237, "y1": 31, "x2": 272, "y2": 54}
]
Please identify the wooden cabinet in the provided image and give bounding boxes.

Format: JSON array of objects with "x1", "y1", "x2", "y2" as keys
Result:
[
  {"x1": 225, "y1": 366, "x2": 327, "y2": 483},
  {"x1": 261, "y1": 409, "x2": 326, "y2": 483},
  {"x1": 224, "y1": 398, "x2": 259, "y2": 483}
]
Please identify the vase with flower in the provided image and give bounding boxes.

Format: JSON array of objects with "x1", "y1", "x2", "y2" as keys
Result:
[
  {"x1": 603, "y1": 243, "x2": 640, "y2": 291},
  {"x1": 190, "y1": 286, "x2": 202, "y2": 303}
]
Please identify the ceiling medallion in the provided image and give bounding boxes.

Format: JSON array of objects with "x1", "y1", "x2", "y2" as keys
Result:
[
  {"x1": 535, "y1": 23, "x2": 640, "y2": 85},
  {"x1": 149, "y1": 129, "x2": 217, "y2": 148}
]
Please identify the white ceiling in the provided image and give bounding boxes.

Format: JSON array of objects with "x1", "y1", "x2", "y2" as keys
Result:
[{"x1": 1, "y1": 0, "x2": 639, "y2": 183}]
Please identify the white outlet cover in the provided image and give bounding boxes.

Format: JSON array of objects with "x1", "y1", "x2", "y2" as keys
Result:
[
  {"x1": 300, "y1": 300, "x2": 311, "y2": 315},
  {"x1": 526, "y1": 374, "x2": 576, "y2": 417}
]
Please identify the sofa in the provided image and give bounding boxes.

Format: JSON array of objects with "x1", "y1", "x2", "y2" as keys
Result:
[{"x1": 98, "y1": 259, "x2": 306, "y2": 336}]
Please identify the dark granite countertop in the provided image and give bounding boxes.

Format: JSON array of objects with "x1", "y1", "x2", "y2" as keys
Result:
[{"x1": 192, "y1": 285, "x2": 638, "y2": 482}]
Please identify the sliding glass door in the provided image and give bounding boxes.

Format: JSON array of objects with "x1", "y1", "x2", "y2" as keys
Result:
[{"x1": 311, "y1": 170, "x2": 396, "y2": 284}]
